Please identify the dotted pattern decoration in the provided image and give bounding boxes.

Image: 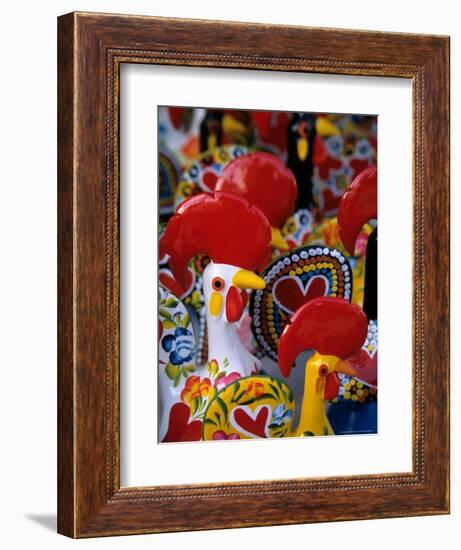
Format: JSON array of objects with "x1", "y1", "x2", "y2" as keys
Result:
[
  {"x1": 174, "y1": 144, "x2": 249, "y2": 209},
  {"x1": 250, "y1": 246, "x2": 353, "y2": 361},
  {"x1": 335, "y1": 319, "x2": 378, "y2": 403},
  {"x1": 336, "y1": 374, "x2": 377, "y2": 403}
]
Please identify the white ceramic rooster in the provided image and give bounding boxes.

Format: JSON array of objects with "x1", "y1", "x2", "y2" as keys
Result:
[{"x1": 159, "y1": 191, "x2": 289, "y2": 442}]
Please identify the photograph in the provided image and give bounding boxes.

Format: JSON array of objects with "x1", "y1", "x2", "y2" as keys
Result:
[{"x1": 157, "y1": 107, "x2": 378, "y2": 443}]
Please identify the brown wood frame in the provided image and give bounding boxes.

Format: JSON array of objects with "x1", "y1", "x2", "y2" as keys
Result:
[{"x1": 58, "y1": 11, "x2": 450, "y2": 538}]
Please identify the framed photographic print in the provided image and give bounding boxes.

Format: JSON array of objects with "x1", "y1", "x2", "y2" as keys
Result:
[{"x1": 57, "y1": 12, "x2": 450, "y2": 537}]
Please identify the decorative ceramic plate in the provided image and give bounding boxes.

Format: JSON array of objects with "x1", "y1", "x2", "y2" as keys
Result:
[{"x1": 250, "y1": 246, "x2": 353, "y2": 361}]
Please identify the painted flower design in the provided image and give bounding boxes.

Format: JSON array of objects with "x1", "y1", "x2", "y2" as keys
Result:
[
  {"x1": 161, "y1": 326, "x2": 195, "y2": 366},
  {"x1": 206, "y1": 359, "x2": 220, "y2": 379},
  {"x1": 180, "y1": 375, "x2": 212, "y2": 405},
  {"x1": 214, "y1": 371, "x2": 241, "y2": 391},
  {"x1": 244, "y1": 380, "x2": 265, "y2": 398},
  {"x1": 271, "y1": 404, "x2": 293, "y2": 426}
]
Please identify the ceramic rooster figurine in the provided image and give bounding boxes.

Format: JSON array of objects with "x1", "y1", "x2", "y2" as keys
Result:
[
  {"x1": 278, "y1": 296, "x2": 368, "y2": 436},
  {"x1": 338, "y1": 165, "x2": 377, "y2": 321}
]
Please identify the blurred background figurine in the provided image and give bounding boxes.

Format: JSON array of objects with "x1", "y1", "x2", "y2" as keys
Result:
[
  {"x1": 287, "y1": 113, "x2": 317, "y2": 211},
  {"x1": 200, "y1": 110, "x2": 223, "y2": 152}
]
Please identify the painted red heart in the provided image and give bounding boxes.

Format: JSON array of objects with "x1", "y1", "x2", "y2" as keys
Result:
[
  {"x1": 273, "y1": 276, "x2": 327, "y2": 314},
  {"x1": 162, "y1": 402, "x2": 202, "y2": 443},
  {"x1": 346, "y1": 348, "x2": 378, "y2": 387},
  {"x1": 232, "y1": 405, "x2": 270, "y2": 439}
]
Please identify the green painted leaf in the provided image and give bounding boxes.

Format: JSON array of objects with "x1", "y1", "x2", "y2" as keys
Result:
[
  {"x1": 233, "y1": 389, "x2": 246, "y2": 402},
  {"x1": 190, "y1": 398, "x2": 200, "y2": 416},
  {"x1": 164, "y1": 298, "x2": 179, "y2": 308},
  {"x1": 159, "y1": 308, "x2": 172, "y2": 320},
  {"x1": 162, "y1": 319, "x2": 176, "y2": 329},
  {"x1": 180, "y1": 314, "x2": 191, "y2": 328},
  {"x1": 268, "y1": 383, "x2": 280, "y2": 399},
  {"x1": 216, "y1": 397, "x2": 228, "y2": 422},
  {"x1": 231, "y1": 382, "x2": 241, "y2": 400},
  {"x1": 322, "y1": 426, "x2": 329, "y2": 436},
  {"x1": 268, "y1": 422, "x2": 282, "y2": 429},
  {"x1": 204, "y1": 418, "x2": 217, "y2": 427},
  {"x1": 165, "y1": 363, "x2": 180, "y2": 380},
  {"x1": 303, "y1": 431, "x2": 315, "y2": 437},
  {"x1": 257, "y1": 393, "x2": 278, "y2": 401}
]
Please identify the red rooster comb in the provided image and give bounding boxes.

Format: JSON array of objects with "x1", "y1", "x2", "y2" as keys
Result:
[
  {"x1": 278, "y1": 297, "x2": 368, "y2": 377},
  {"x1": 215, "y1": 152, "x2": 297, "y2": 228},
  {"x1": 162, "y1": 191, "x2": 271, "y2": 289},
  {"x1": 338, "y1": 166, "x2": 377, "y2": 255}
]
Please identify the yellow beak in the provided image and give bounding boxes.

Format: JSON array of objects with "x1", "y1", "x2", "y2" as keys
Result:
[
  {"x1": 232, "y1": 269, "x2": 266, "y2": 290},
  {"x1": 334, "y1": 359, "x2": 357, "y2": 377},
  {"x1": 270, "y1": 227, "x2": 289, "y2": 251},
  {"x1": 222, "y1": 114, "x2": 247, "y2": 135},
  {"x1": 316, "y1": 117, "x2": 340, "y2": 137}
]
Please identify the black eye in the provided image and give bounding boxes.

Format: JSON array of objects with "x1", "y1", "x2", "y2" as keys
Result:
[
  {"x1": 318, "y1": 364, "x2": 329, "y2": 377},
  {"x1": 212, "y1": 277, "x2": 225, "y2": 292}
]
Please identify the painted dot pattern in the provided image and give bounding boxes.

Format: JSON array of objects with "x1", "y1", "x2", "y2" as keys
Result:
[
  {"x1": 250, "y1": 246, "x2": 353, "y2": 361},
  {"x1": 335, "y1": 319, "x2": 378, "y2": 403},
  {"x1": 174, "y1": 145, "x2": 250, "y2": 209}
]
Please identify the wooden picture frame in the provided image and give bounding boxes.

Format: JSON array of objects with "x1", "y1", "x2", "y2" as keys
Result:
[{"x1": 57, "y1": 12, "x2": 450, "y2": 537}]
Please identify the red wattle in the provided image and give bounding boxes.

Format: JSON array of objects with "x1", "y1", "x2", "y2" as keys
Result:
[
  {"x1": 324, "y1": 372, "x2": 340, "y2": 401},
  {"x1": 240, "y1": 290, "x2": 249, "y2": 308},
  {"x1": 226, "y1": 285, "x2": 246, "y2": 323}
]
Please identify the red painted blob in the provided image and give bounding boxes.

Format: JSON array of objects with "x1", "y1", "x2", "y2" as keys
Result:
[
  {"x1": 226, "y1": 285, "x2": 247, "y2": 323},
  {"x1": 216, "y1": 152, "x2": 297, "y2": 228}
]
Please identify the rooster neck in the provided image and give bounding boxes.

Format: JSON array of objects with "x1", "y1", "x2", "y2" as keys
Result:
[
  {"x1": 294, "y1": 361, "x2": 333, "y2": 437},
  {"x1": 206, "y1": 319, "x2": 255, "y2": 376}
]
